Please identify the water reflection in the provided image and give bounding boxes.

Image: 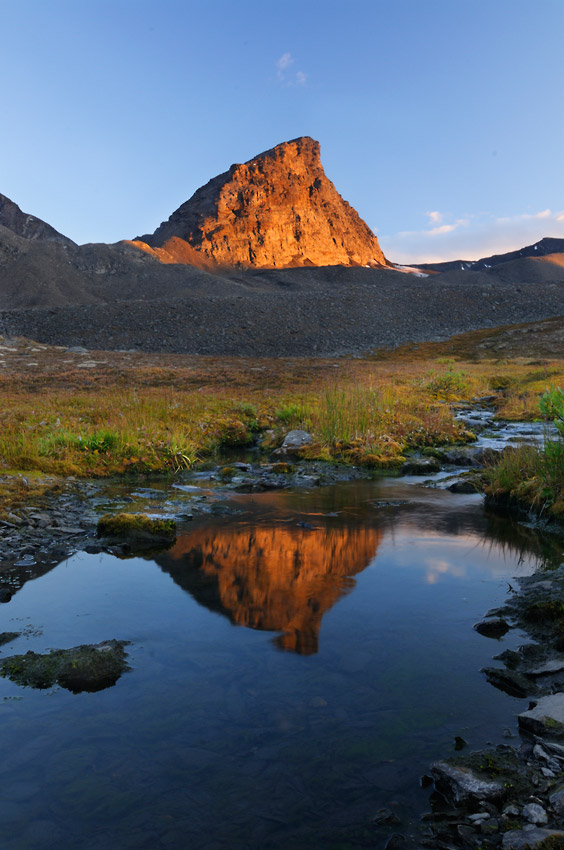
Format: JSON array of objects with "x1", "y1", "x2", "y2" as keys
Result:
[
  {"x1": 156, "y1": 523, "x2": 383, "y2": 653},
  {"x1": 153, "y1": 481, "x2": 564, "y2": 654}
]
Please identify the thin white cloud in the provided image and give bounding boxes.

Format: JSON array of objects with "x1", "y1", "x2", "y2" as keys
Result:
[
  {"x1": 275, "y1": 52, "x2": 307, "y2": 86},
  {"x1": 379, "y1": 209, "x2": 564, "y2": 264},
  {"x1": 426, "y1": 210, "x2": 443, "y2": 225},
  {"x1": 276, "y1": 52, "x2": 294, "y2": 80}
]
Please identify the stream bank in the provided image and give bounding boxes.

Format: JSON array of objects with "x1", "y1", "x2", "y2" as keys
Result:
[{"x1": 2, "y1": 405, "x2": 564, "y2": 848}]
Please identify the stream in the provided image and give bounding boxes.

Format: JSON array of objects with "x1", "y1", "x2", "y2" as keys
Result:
[{"x1": 0, "y1": 412, "x2": 563, "y2": 849}]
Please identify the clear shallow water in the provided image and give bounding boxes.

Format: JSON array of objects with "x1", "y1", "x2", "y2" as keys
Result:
[{"x1": 0, "y1": 477, "x2": 562, "y2": 850}]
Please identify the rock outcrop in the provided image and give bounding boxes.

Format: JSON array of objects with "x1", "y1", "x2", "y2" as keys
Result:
[{"x1": 136, "y1": 136, "x2": 387, "y2": 269}]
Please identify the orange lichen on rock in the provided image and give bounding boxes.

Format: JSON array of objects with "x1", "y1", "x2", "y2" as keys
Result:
[{"x1": 136, "y1": 137, "x2": 387, "y2": 270}]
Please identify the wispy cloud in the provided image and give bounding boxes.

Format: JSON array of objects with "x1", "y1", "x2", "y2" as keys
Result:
[
  {"x1": 426, "y1": 210, "x2": 443, "y2": 225},
  {"x1": 275, "y1": 52, "x2": 307, "y2": 86},
  {"x1": 379, "y1": 209, "x2": 564, "y2": 264}
]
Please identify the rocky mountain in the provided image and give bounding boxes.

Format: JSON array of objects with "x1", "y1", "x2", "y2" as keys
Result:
[
  {"x1": 0, "y1": 193, "x2": 75, "y2": 246},
  {"x1": 1, "y1": 140, "x2": 564, "y2": 356},
  {"x1": 135, "y1": 137, "x2": 388, "y2": 269}
]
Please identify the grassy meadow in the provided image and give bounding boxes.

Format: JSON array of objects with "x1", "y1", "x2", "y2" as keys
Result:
[
  {"x1": 1, "y1": 325, "x2": 564, "y2": 523},
  {"x1": 0, "y1": 338, "x2": 562, "y2": 477}
]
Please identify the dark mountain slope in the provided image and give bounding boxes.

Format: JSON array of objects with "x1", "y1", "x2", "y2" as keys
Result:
[
  {"x1": 0, "y1": 193, "x2": 75, "y2": 246},
  {"x1": 419, "y1": 237, "x2": 564, "y2": 273}
]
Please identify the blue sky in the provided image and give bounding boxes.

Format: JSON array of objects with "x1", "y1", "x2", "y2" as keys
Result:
[{"x1": 2, "y1": 0, "x2": 563, "y2": 262}]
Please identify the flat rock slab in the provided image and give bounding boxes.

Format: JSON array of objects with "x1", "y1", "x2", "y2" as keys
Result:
[
  {"x1": 431, "y1": 761, "x2": 505, "y2": 805},
  {"x1": 502, "y1": 826, "x2": 564, "y2": 849},
  {"x1": 528, "y1": 658, "x2": 564, "y2": 676},
  {"x1": 519, "y1": 693, "x2": 564, "y2": 736}
]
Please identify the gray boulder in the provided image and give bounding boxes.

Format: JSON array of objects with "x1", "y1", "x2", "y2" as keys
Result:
[{"x1": 431, "y1": 761, "x2": 505, "y2": 805}]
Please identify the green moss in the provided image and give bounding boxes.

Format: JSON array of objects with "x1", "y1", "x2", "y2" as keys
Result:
[
  {"x1": 523, "y1": 599, "x2": 564, "y2": 623},
  {"x1": 97, "y1": 513, "x2": 176, "y2": 537},
  {"x1": 536, "y1": 837, "x2": 564, "y2": 850},
  {"x1": 218, "y1": 466, "x2": 237, "y2": 480},
  {"x1": 96, "y1": 513, "x2": 176, "y2": 553},
  {"x1": 544, "y1": 717, "x2": 564, "y2": 732},
  {"x1": 422, "y1": 447, "x2": 448, "y2": 460},
  {"x1": 0, "y1": 640, "x2": 130, "y2": 693},
  {"x1": 272, "y1": 462, "x2": 294, "y2": 474},
  {"x1": 358, "y1": 454, "x2": 405, "y2": 469}
]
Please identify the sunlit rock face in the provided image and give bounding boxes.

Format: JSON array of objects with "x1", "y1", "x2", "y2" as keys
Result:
[
  {"x1": 156, "y1": 523, "x2": 383, "y2": 654},
  {"x1": 136, "y1": 137, "x2": 387, "y2": 269}
]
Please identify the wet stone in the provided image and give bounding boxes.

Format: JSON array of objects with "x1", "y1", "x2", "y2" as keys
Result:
[
  {"x1": 549, "y1": 786, "x2": 564, "y2": 814},
  {"x1": 522, "y1": 803, "x2": 548, "y2": 825},
  {"x1": 480, "y1": 817, "x2": 499, "y2": 833},
  {"x1": 431, "y1": 762, "x2": 505, "y2": 805},
  {"x1": 502, "y1": 827, "x2": 564, "y2": 849},
  {"x1": 519, "y1": 694, "x2": 564, "y2": 737},
  {"x1": 474, "y1": 618, "x2": 510, "y2": 638},
  {"x1": 482, "y1": 666, "x2": 532, "y2": 698}
]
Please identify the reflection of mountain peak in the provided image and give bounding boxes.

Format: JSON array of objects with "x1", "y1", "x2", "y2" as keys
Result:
[{"x1": 155, "y1": 523, "x2": 383, "y2": 654}]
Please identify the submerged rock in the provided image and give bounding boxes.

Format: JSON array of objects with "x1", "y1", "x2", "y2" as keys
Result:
[
  {"x1": 0, "y1": 639, "x2": 130, "y2": 693},
  {"x1": 0, "y1": 631, "x2": 20, "y2": 646}
]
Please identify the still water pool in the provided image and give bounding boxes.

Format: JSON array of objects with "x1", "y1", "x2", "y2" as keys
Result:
[{"x1": 0, "y1": 477, "x2": 561, "y2": 849}]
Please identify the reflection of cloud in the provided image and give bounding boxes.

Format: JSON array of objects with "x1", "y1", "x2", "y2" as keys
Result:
[
  {"x1": 386, "y1": 529, "x2": 539, "y2": 583},
  {"x1": 424, "y1": 557, "x2": 465, "y2": 585},
  {"x1": 275, "y1": 52, "x2": 307, "y2": 86},
  {"x1": 380, "y1": 209, "x2": 564, "y2": 264}
]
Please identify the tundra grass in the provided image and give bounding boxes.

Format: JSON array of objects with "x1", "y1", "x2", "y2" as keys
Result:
[{"x1": 2, "y1": 349, "x2": 564, "y2": 479}]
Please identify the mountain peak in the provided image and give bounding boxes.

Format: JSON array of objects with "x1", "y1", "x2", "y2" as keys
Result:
[
  {"x1": 136, "y1": 138, "x2": 386, "y2": 269},
  {"x1": 0, "y1": 193, "x2": 75, "y2": 246}
]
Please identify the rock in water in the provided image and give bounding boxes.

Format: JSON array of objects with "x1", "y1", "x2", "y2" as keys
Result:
[{"x1": 135, "y1": 137, "x2": 387, "y2": 269}]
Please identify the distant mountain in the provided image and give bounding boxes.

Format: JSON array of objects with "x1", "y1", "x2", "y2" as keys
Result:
[
  {"x1": 0, "y1": 193, "x2": 75, "y2": 246},
  {"x1": 135, "y1": 136, "x2": 388, "y2": 270},
  {"x1": 418, "y1": 237, "x2": 564, "y2": 273}
]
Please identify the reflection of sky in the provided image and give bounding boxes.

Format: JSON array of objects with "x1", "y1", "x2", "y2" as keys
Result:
[{"x1": 375, "y1": 528, "x2": 539, "y2": 586}]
